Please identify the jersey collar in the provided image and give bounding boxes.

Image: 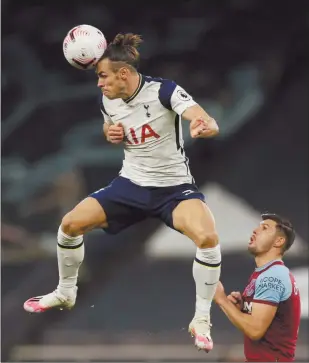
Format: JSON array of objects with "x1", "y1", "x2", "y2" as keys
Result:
[
  {"x1": 123, "y1": 73, "x2": 145, "y2": 104},
  {"x1": 255, "y1": 259, "x2": 284, "y2": 272}
]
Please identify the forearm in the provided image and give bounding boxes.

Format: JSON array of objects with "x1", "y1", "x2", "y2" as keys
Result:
[{"x1": 217, "y1": 297, "x2": 258, "y2": 339}]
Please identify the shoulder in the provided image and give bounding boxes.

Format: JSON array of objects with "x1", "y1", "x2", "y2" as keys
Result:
[
  {"x1": 143, "y1": 75, "x2": 176, "y2": 87},
  {"x1": 144, "y1": 75, "x2": 177, "y2": 96},
  {"x1": 256, "y1": 264, "x2": 292, "y2": 301},
  {"x1": 142, "y1": 75, "x2": 189, "y2": 110},
  {"x1": 258, "y1": 264, "x2": 291, "y2": 282}
]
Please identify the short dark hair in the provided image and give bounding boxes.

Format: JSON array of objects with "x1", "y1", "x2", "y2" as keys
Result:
[
  {"x1": 261, "y1": 212, "x2": 295, "y2": 252},
  {"x1": 99, "y1": 33, "x2": 143, "y2": 70}
]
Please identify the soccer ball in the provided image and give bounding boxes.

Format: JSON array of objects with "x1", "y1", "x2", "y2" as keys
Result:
[{"x1": 63, "y1": 25, "x2": 107, "y2": 70}]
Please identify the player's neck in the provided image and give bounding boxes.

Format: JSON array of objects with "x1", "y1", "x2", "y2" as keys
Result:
[
  {"x1": 122, "y1": 73, "x2": 141, "y2": 101},
  {"x1": 255, "y1": 254, "x2": 282, "y2": 268}
]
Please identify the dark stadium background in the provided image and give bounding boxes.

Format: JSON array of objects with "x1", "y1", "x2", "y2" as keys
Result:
[{"x1": 2, "y1": 0, "x2": 308, "y2": 361}]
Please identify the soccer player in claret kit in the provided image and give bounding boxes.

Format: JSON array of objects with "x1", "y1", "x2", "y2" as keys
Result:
[
  {"x1": 214, "y1": 213, "x2": 301, "y2": 361},
  {"x1": 24, "y1": 33, "x2": 222, "y2": 352}
]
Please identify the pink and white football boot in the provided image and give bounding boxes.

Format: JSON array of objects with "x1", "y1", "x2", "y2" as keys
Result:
[
  {"x1": 188, "y1": 315, "x2": 214, "y2": 352},
  {"x1": 23, "y1": 287, "x2": 77, "y2": 313}
]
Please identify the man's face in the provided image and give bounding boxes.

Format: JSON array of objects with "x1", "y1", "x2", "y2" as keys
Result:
[
  {"x1": 248, "y1": 219, "x2": 284, "y2": 256},
  {"x1": 96, "y1": 58, "x2": 126, "y2": 99}
]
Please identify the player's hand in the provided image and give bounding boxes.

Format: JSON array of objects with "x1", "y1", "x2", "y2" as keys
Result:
[
  {"x1": 107, "y1": 123, "x2": 124, "y2": 144},
  {"x1": 214, "y1": 281, "x2": 226, "y2": 304},
  {"x1": 190, "y1": 117, "x2": 209, "y2": 138},
  {"x1": 227, "y1": 291, "x2": 243, "y2": 310}
]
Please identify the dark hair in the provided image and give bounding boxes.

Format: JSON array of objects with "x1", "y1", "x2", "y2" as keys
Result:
[
  {"x1": 261, "y1": 213, "x2": 295, "y2": 252},
  {"x1": 99, "y1": 33, "x2": 143, "y2": 70}
]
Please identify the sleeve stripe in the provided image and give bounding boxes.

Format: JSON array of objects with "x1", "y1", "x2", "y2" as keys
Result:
[
  {"x1": 100, "y1": 99, "x2": 108, "y2": 116},
  {"x1": 158, "y1": 80, "x2": 177, "y2": 110},
  {"x1": 253, "y1": 299, "x2": 278, "y2": 306}
]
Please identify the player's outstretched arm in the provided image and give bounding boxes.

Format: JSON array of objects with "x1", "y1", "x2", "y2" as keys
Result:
[{"x1": 182, "y1": 104, "x2": 219, "y2": 139}]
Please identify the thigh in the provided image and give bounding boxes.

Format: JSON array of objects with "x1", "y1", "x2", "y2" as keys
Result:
[
  {"x1": 153, "y1": 183, "x2": 206, "y2": 230},
  {"x1": 172, "y1": 198, "x2": 217, "y2": 241},
  {"x1": 64, "y1": 196, "x2": 108, "y2": 234},
  {"x1": 89, "y1": 177, "x2": 149, "y2": 234}
]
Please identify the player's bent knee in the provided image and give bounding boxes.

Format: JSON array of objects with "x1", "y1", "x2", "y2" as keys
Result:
[
  {"x1": 61, "y1": 213, "x2": 83, "y2": 237},
  {"x1": 61, "y1": 211, "x2": 97, "y2": 237},
  {"x1": 194, "y1": 231, "x2": 219, "y2": 249},
  {"x1": 60, "y1": 197, "x2": 108, "y2": 237}
]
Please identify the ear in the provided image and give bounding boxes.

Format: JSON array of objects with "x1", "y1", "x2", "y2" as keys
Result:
[
  {"x1": 119, "y1": 67, "x2": 129, "y2": 80},
  {"x1": 274, "y1": 235, "x2": 285, "y2": 249}
]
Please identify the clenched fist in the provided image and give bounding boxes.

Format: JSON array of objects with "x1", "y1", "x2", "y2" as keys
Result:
[
  {"x1": 190, "y1": 117, "x2": 210, "y2": 138},
  {"x1": 190, "y1": 116, "x2": 218, "y2": 138},
  {"x1": 227, "y1": 291, "x2": 243, "y2": 310},
  {"x1": 107, "y1": 123, "x2": 125, "y2": 144}
]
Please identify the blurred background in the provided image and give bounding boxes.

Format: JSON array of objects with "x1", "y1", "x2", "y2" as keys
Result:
[{"x1": 1, "y1": 0, "x2": 308, "y2": 361}]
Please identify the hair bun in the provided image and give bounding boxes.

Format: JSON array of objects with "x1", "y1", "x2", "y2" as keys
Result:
[{"x1": 112, "y1": 33, "x2": 143, "y2": 49}]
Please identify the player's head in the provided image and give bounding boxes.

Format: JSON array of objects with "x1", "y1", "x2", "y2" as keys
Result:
[
  {"x1": 96, "y1": 33, "x2": 143, "y2": 99},
  {"x1": 248, "y1": 213, "x2": 295, "y2": 257}
]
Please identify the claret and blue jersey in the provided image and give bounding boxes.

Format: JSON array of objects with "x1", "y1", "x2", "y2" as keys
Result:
[{"x1": 242, "y1": 260, "x2": 301, "y2": 361}]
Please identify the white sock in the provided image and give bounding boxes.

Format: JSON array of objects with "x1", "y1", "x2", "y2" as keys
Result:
[
  {"x1": 193, "y1": 244, "x2": 221, "y2": 317},
  {"x1": 57, "y1": 226, "x2": 84, "y2": 296}
]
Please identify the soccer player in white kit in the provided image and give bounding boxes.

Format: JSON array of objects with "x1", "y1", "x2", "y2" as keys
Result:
[{"x1": 24, "y1": 33, "x2": 221, "y2": 353}]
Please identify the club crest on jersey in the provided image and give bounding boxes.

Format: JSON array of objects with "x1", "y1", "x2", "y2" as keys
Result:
[
  {"x1": 177, "y1": 89, "x2": 191, "y2": 101},
  {"x1": 144, "y1": 105, "x2": 151, "y2": 117},
  {"x1": 244, "y1": 279, "x2": 256, "y2": 296}
]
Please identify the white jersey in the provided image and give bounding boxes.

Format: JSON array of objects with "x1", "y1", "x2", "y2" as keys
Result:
[{"x1": 100, "y1": 74, "x2": 197, "y2": 187}]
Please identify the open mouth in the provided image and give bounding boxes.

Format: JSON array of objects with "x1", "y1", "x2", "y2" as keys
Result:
[{"x1": 249, "y1": 235, "x2": 255, "y2": 245}]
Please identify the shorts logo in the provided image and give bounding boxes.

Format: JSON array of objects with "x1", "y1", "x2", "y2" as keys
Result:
[
  {"x1": 177, "y1": 89, "x2": 191, "y2": 101},
  {"x1": 182, "y1": 189, "x2": 194, "y2": 196},
  {"x1": 93, "y1": 187, "x2": 105, "y2": 194}
]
